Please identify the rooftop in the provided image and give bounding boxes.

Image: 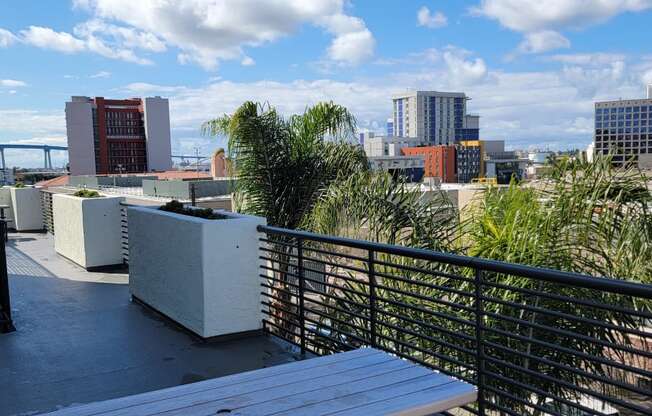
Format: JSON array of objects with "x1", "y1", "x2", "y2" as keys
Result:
[{"x1": 0, "y1": 232, "x2": 297, "y2": 416}]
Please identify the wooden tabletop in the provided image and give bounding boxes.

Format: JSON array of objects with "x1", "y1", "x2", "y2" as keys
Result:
[{"x1": 41, "y1": 348, "x2": 476, "y2": 416}]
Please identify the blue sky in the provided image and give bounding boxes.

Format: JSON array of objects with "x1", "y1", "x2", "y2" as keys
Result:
[{"x1": 1, "y1": 0, "x2": 652, "y2": 168}]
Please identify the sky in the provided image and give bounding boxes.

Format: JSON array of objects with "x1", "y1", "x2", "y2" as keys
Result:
[{"x1": 1, "y1": 0, "x2": 652, "y2": 168}]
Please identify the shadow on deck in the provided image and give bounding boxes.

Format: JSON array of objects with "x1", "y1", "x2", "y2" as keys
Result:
[{"x1": 0, "y1": 233, "x2": 299, "y2": 416}]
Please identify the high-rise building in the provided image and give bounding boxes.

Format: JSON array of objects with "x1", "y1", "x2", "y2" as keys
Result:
[
  {"x1": 65, "y1": 96, "x2": 173, "y2": 175},
  {"x1": 391, "y1": 91, "x2": 479, "y2": 144},
  {"x1": 594, "y1": 89, "x2": 652, "y2": 168},
  {"x1": 386, "y1": 118, "x2": 394, "y2": 136},
  {"x1": 456, "y1": 141, "x2": 483, "y2": 183}
]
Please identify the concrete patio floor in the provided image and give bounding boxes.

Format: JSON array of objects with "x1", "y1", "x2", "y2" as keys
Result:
[{"x1": 0, "y1": 232, "x2": 298, "y2": 416}]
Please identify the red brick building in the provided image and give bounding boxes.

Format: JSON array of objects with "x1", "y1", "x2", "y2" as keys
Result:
[
  {"x1": 401, "y1": 145, "x2": 456, "y2": 182},
  {"x1": 66, "y1": 96, "x2": 172, "y2": 175}
]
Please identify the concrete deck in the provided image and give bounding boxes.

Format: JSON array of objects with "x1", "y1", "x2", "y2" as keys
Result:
[{"x1": 0, "y1": 232, "x2": 298, "y2": 416}]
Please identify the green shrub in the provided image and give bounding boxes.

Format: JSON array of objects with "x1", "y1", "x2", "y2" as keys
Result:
[
  {"x1": 159, "y1": 200, "x2": 226, "y2": 219},
  {"x1": 73, "y1": 189, "x2": 101, "y2": 198},
  {"x1": 14, "y1": 183, "x2": 26, "y2": 188}
]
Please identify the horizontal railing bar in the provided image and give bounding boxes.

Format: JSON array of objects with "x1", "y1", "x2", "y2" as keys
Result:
[
  {"x1": 372, "y1": 257, "x2": 475, "y2": 283},
  {"x1": 300, "y1": 244, "x2": 369, "y2": 263},
  {"x1": 375, "y1": 297, "x2": 476, "y2": 328},
  {"x1": 260, "y1": 265, "x2": 370, "y2": 299},
  {"x1": 259, "y1": 225, "x2": 652, "y2": 298},
  {"x1": 260, "y1": 281, "x2": 296, "y2": 297},
  {"x1": 302, "y1": 317, "x2": 366, "y2": 350},
  {"x1": 373, "y1": 332, "x2": 476, "y2": 384},
  {"x1": 484, "y1": 324, "x2": 652, "y2": 379},
  {"x1": 483, "y1": 339, "x2": 652, "y2": 397},
  {"x1": 303, "y1": 296, "x2": 370, "y2": 323},
  {"x1": 484, "y1": 358, "x2": 651, "y2": 416},
  {"x1": 260, "y1": 272, "x2": 301, "y2": 289},
  {"x1": 481, "y1": 292, "x2": 652, "y2": 339},
  {"x1": 484, "y1": 280, "x2": 652, "y2": 320},
  {"x1": 483, "y1": 307, "x2": 652, "y2": 358},
  {"x1": 303, "y1": 308, "x2": 371, "y2": 338},
  {"x1": 484, "y1": 371, "x2": 615, "y2": 416},
  {"x1": 372, "y1": 268, "x2": 475, "y2": 298},
  {"x1": 375, "y1": 283, "x2": 476, "y2": 313},
  {"x1": 483, "y1": 382, "x2": 602, "y2": 416},
  {"x1": 375, "y1": 306, "x2": 476, "y2": 344},
  {"x1": 261, "y1": 292, "x2": 300, "y2": 311},
  {"x1": 259, "y1": 254, "x2": 372, "y2": 289},
  {"x1": 261, "y1": 301, "x2": 299, "y2": 319},
  {"x1": 372, "y1": 314, "x2": 476, "y2": 357}
]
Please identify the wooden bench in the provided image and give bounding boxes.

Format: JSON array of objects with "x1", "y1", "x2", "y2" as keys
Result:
[{"x1": 41, "y1": 348, "x2": 477, "y2": 415}]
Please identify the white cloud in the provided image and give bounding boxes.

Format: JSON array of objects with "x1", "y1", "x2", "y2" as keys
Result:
[
  {"x1": 0, "y1": 79, "x2": 27, "y2": 87},
  {"x1": 417, "y1": 6, "x2": 448, "y2": 28},
  {"x1": 548, "y1": 53, "x2": 627, "y2": 65},
  {"x1": 89, "y1": 70, "x2": 111, "y2": 78},
  {"x1": 325, "y1": 29, "x2": 375, "y2": 65},
  {"x1": 0, "y1": 28, "x2": 18, "y2": 47},
  {"x1": 473, "y1": 0, "x2": 652, "y2": 54},
  {"x1": 241, "y1": 56, "x2": 255, "y2": 66},
  {"x1": 20, "y1": 26, "x2": 86, "y2": 53},
  {"x1": 517, "y1": 30, "x2": 570, "y2": 54},
  {"x1": 74, "y1": 0, "x2": 374, "y2": 69},
  {"x1": 472, "y1": 0, "x2": 652, "y2": 32},
  {"x1": 442, "y1": 47, "x2": 488, "y2": 85}
]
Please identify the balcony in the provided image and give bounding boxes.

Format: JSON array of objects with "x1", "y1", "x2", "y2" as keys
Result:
[
  {"x1": 1, "y1": 216, "x2": 651, "y2": 415},
  {"x1": 0, "y1": 232, "x2": 297, "y2": 416}
]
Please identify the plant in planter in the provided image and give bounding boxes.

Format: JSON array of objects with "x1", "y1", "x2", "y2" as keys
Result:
[
  {"x1": 73, "y1": 189, "x2": 101, "y2": 198},
  {"x1": 159, "y1": 200, "x2": 227, "y2": 219},
  {"x1": 13, "y1": 182, "x2": 26, "y2": 188}
]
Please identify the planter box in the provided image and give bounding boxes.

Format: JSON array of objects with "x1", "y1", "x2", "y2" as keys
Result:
[
  {"x1": 53, "y1": 194, "x2": 124, "y2": 268},
  {"x1": 128, "y1": 206, "x2": 265, "y2": 338},
  {"x1": 0, "y1": 187, "x2": 15, "y2": 228},
  {"x1": 10, "y1": 187, "x2": 43, "y2": 231}
]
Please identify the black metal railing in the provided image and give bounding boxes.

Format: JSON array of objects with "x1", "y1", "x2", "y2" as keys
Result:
[
  {"x1": 0, "y1": 221, "x2": 14, "y2": 333},
  {"x1": 120, "y1": 202, "x2": 130, "y2": 265},
  {"x1": 39, "y1": 190, "x2": 55, "y2": 235},
  {"x1": 258, "y1": 224, "x2": 652, "y2": 416}
]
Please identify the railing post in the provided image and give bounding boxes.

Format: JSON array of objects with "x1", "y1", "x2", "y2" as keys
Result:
[
  {"x1": 475, "y1": 268, "x2": 486, "y2": 415},
  {"x1": 297, "y1": 237, "x2": 306, "y2": 355},
  {"x1": 190, "y1": 183, "x2": 196, "y2": 207},
  {"x1": 368, "y1": 249, "x2": 377, "y2": 348},
  {"x1": 0, "y1": 220, "x2": 15, "y2": 333}
]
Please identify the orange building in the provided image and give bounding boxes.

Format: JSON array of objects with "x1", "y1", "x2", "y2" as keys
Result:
[{"x1": 401, "y1": 145, "x2": 456, "y2": 182}]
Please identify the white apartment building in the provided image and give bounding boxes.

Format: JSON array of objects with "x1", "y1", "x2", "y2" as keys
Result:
[
  {"x1": 594, "y1": 88, "x2": 652, "y2": 168},
  {"x1": 391, "y1": 91, "x2": 480, "y2": 144},
  {"x1": 363, "y1": 136, "x2": 423, "y2": 157}
]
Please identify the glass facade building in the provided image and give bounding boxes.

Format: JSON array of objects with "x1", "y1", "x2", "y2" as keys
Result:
[{"x1": 594, "y1": 98, "x2": 652, "y2": 167}]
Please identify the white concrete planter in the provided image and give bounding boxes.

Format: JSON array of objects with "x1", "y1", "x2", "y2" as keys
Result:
[
  {"x1": 53, "y1": 194, "x2": 124, "y2": 269},
  {"x1": 0, "y1": 187, "x2": 15, "y2": 227},
  {"x1": 10, "y1": 187, "x2": 43, "y2": 231},
  {"x1": 128, "y1": 206, "x2": 265, "y2": 338}
]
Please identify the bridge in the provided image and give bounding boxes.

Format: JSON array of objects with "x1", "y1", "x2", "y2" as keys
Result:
[{"x1": 0, "y1": 144, "x2": 68, "y2": 170}]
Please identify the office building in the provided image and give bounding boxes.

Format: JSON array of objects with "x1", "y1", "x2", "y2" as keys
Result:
[
  {"x1": 367, "y1": 155, "x2": 425, "y2": 182},
  {"x1": 358, "y1": 131, "x2": 375, "y2": 146},
  {"x1": 363, "y1": 135, "x2": 423, "y2": 157},
  {"x1": 391, "y1": 91, "x2": 480, "y2": 145},
  {"x1": 594, "y1": 88, "x2": 652, "y2": 168},
  {"x1": 456, "y1": 141, "x2": 483, "y2": 183},
  {"x1": 66, "y1": 96, "x2": 173, "y2": 175},
  {"x1": 386, "y1": 118, "x2": 394, "y2": 136},
  {"x1": 401, "y1": 145, "x2": 456, "y2": 183}
]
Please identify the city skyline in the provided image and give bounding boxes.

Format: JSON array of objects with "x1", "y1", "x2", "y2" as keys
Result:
[{"x1": 1, "y1": 0, "x2": 652, "y2": 167}]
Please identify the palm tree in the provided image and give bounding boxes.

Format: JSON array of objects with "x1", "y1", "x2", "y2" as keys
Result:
[
  {"x1": 202, "y1": 101, "x2": 368, "y2": 229},
  {"x1": 203, "y1": 101, "x2": 368, "y2": 339}
]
